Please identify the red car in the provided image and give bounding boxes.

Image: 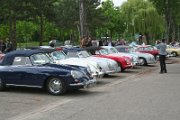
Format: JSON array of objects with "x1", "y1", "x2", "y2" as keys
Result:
[
  {"x1": 85, "y1": 47, "x2": 133, "y2": 72},
  {"x1": 135, "y1": 45, "x2": 159, "y2": 59}
]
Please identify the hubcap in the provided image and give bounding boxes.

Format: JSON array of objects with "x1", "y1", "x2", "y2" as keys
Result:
[
  {"x1": 139, "y1": 59, "x2": 145, "y2": 65},
  {"x1": 49, "y1": 79, "x2": 62, "y2": 94},
  {"x1": 172, "y1": 53, "x2": 176, "y2": 57}
]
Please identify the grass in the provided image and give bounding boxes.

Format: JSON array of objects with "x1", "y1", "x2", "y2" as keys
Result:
[{"x1": 17, "y1": 41, "x2": 49, "y2": 49}]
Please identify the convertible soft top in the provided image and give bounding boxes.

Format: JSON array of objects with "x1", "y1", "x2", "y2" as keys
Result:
[
  {"x1": 1, "y1": 49, "x2": 45, "y2": 65},
  {"x1": 63, "y1": 47, "x2": 84, "y2": 54}
]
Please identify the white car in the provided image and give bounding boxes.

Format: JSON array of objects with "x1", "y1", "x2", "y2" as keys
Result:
[
  {"x1": 101, "y1": 46, "x2": 139, "y2": 66},
  {"x1": 45, "y1": 50, "x2": 104, "y2": 77},
  {"x1": 115, "y1": 46, "x2": 156, "y2": 65},
  {"x1": 63, "y1": 49, "x2": 121, "y2": 75}
]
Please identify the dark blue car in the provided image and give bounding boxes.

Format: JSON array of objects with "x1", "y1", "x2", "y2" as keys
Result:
[{"x1": 0, "y1": 50, "x2": 96, "y2": 95}]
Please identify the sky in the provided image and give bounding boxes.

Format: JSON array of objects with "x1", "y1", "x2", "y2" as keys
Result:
[{"x1": 101, "y1": 0, "x2": 127, "y2": 7}]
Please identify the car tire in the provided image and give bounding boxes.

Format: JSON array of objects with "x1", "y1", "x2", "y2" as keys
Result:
[
  {"x1": 118, "y1": 63, "x2": 124, "y2": 72},
  {"x1": 0, "y1": 78, "x2": 6, "y2": 91},
  {"x1": 139, "y1": 58, "x2": 147, "y2": 66},
  {"x1": 171, "y1": 52, "x2": 178, "y2": 57},
  {"x1": 46, "y1": 77, "x2": 67, "y2": 95},
  {"x1": 155, "y1": 55, "x2": 159, "y2": 61}
]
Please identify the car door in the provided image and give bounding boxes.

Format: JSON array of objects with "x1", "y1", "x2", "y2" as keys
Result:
[{"x1": 5, "y1": 56, "x2": 42, "y2": 87}]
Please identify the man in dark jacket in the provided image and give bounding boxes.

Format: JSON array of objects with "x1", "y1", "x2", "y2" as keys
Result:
[{"x1": 156, "y1": 39, "x2": 167, "y2": 73}]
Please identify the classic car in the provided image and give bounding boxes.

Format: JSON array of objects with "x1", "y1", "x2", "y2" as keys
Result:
[
  {"x1": 63, "y1": 48, "x2": 121, "y2": 76},
  {"x1": 100, "y1": 46, "x2": 139, "y2": 66},
  {"x1": 134, "y1": 45, "x2": 159, "y2": 59},
  {"x1": 34, "y1": 48, "x2": 104, "y2": 77},
  {"x1": 0, "y1": 50, "x2": 96, "y2": 95},
  {"x1": 85, "y1": 47, "x2": 133, "y2": 72},
  {"x1": 166, "y1": 45, "x2": 180, "y2": 57},
  {"x1": 115, "y1": 46, "x2": 156, "y2": 66}
]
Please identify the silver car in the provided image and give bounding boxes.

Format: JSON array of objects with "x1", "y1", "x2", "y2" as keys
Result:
[{"x1": 115, "y1": 46, "x2": 156, "y2": 66}]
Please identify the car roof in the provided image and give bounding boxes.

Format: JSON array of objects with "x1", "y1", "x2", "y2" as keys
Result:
[{"x1": 1, "y1": 49, "x2": 45, "y2": 65}]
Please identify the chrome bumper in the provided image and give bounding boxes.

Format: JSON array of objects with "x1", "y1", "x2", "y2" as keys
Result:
[
  {"x1": 105, "y1": 66, "x2": 121, "y2": 74},
  {"x1": 69, "y1": 78, "x2": 97, "y2": 88},
  {"x1": 92, "y1": 71, "x2": 104, "y2": 78}
]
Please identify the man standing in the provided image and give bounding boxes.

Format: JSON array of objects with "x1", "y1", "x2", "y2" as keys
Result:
[{"x1": 156, "y1": 39, "x2": 167, "y2": 73}]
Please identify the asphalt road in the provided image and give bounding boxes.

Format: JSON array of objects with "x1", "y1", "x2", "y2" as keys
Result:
[{"x1": 1, "y1": 57, "x2": 180, "y2": 120}]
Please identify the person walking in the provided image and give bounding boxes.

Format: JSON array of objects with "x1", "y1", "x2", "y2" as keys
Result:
[{"x1": 156, "y1": 38, "x2": 167, "y2": 73}]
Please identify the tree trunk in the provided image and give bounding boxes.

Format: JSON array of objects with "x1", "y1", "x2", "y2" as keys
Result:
[
  {"x1": 79, "y1": 0, "x2": 89, "y2": 37},
  {"x1": 9, "y1": 13, "x2": 17, "y2": 50},
  {"x1": 39, "y1": 14, "x2": 44, "y2": 46},
  {"x1": 144, "y1": 33, "x2": 150, "y2": 45},
  {"x1": 12, "y1": 16, "x2": 17, "y2": 49}
]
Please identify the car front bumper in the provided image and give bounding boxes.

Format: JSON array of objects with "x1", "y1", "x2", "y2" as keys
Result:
[{"x1": 69, "y1": 78, "x2": 97, "y2": 88}]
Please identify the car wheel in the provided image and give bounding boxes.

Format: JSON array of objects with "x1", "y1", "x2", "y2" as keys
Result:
[
  {"x1": 139, "y1": 58, "x2": 147, "y2": 66},
  {"x1": 155, "y1": 55, "x2": 159, "y2": 61},
  {"x1": 46, "y1": 77, "x2": 67, "y2": 95},
  {"x1": 0, "y1": 78, "x2": 6, "y2": 91},
  {"x1": 171, "y1": 52, "x2": 178, "y2": 57},
  {"x1": 118, "y1": 63, "x2": 124, "y2": 72}
]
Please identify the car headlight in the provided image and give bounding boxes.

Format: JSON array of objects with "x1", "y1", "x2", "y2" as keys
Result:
[
  {"x1": 71, "y1": 70, "x2": 84, "y2": 79},
  {"x1": 124, "y1": 58, "x2": 130, "y2": 64}
]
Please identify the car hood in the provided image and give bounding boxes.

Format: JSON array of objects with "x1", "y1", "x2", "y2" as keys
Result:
[
  {"x1": 43, "y1": 63, "x2": 78, "y2": 71},
  {"x1": 55, "y1": 58, "x2": 98, "y2": 68},
  {"x1": 133, "y1": 52, "x2": 153, "y2": 57},
  {"x1": 109, "y1": 53, "x2": 132, "y2": 59}
]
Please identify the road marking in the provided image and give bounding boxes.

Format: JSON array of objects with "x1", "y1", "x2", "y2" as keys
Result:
[{"x1": 7, "y1": 99, "x2": 72, "y2": 120}]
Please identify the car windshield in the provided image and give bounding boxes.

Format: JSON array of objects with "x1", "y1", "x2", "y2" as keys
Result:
[
  {"x1": 30, "y1": 53, "x2": 52, "y2": 65},
  {"x1": 99, "y1": 49, "x2": 109, "y2": 55},
  {"x1": 129, "y1": 47, "x2": 136, "y2": 52},
  {"x1": 66, "y1": 50, "x2": 91, "y2": 58},
  {"x1": 109, "y1": 47, "x2": 119, "y2": 54},
  {"x1": 77, "y1": 51, "x2": 91, "y2": 58},
  {"x1": 50, "y1": 51, "x2": 66, "y2": 60},
  {"x1": 116, "y1": 47, "x2": 132, "y2": 53}
]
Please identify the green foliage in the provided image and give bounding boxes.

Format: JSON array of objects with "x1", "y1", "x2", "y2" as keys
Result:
[
  {"x1": 98, "y1": 0, "x2": 126, "y2": 39},
  {"x1": 16, "y1": 21, "x2": 38, "y2": 42},
  {"x1": 0, "y1": 0, "x2": 172, "y2": 45},
  {"x1": 149, "y1": 0, "x2": 180, "y2": 41},
  {"x1": 121, "y1": 0, "x2": 165, "y2": 40},
  {"x1": 0, "y1": 24, "x2": 9, "y2": 40},
  {"x1": 44, "y1": 22, "x2": 61, "y2": 41}
]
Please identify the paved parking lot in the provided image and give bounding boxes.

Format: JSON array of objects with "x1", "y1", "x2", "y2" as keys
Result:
[{"x1": 0, "y1": 57, "x2": 179, "y2": 120}]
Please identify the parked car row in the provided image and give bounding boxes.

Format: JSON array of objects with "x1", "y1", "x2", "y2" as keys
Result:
[
  {"x1": 166, "y1": 45, "x2": 180, "y2": 57},
  {"x1": 0, "y1": 44, "x2": 176, "y2": 95}
]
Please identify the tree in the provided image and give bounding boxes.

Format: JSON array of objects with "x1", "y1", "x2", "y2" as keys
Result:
[
  {"x1": 0, "y1": 0, "x2": 27, "y2": 49},
  {"x1": 121, "y1": 0, "x2": 165, "y2": 44},
  {"x1": 149, "y1": 0, "x2": 180, "y2": 42},
  {"x1": 28, "y1": 0, "x2": 58, "y2": 46}
]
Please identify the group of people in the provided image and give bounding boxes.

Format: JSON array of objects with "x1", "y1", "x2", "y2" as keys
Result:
[
  {"x1": 0, "y1": 39, "x2": 13, "y2": 53},
  {"x1": 80, "y1": 36, "x2": 168, "y2": 74},
  {"x1": 80, "y1": 35, "x2": 92, "y2": 48},
  {"x1": 79, "y1": 35, "x2": 128, "y2": 48}
]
